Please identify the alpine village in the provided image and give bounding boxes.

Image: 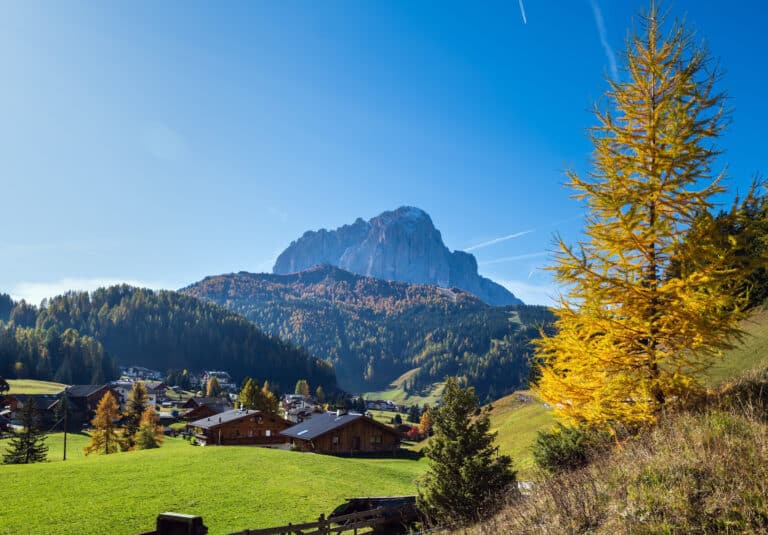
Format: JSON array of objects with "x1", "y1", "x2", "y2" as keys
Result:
[{"x1": 3, "y1": 2, "x2": 768, "y2": 534}]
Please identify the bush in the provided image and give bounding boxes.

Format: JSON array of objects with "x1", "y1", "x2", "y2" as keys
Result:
[{"x1": 533, "y1": 423, "x2": 606, "y2": 473}]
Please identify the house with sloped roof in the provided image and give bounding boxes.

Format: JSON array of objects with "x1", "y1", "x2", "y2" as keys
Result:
[
  {"x1": 4, "y1": 394, "x2": 60, "y2": 428},
  {"x1": 182, "y1": 400, "x2": 232, "y2": 422},
  {"x1": 281, "y1": 411, "x2": 401, "y2": 455},
  {"x1": 189, "y1": 409, "x2": 291, "y2": 446}
]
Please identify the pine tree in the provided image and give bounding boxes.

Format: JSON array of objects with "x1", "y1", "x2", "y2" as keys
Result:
[
  {"x1": 123, "y1": 382, "x2": 148, "y2": 446},
  {"x1": 407, "y1": 404, "x2": 420, "y2": 424},
  {"x1": 418, "y1": 378, "x2": 515, "y2": 524},
  {"x1": 84, "y1": 391, "x2": 122, "y2": 455},
  {"x1": 534, "y1": 4, "x2": 749, "y2": 431},
  {"x1": 3, "y1": 399, "x2": 48, "y2": 464},
  {"x1": 133, "y1": 406, "x2": 164, "y2": 450}
]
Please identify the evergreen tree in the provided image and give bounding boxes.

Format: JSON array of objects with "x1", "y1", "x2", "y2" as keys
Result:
[
  {"x1": 84, "y1": 391, "x2": 122, "y2": 455},
  {"x1": 418, "y1": 378, "x2": 515, "y2": 525},
  {"x1": 535, "y1": 4, "x2": 749, "y2": 430},
  {"x1": 123, "y1": 382, "x2": 148, "y2": 446},
  {"x1": 133, "y1": 406, "x2": 164, "y2": 450},
  {"x1": 407, "y1": 404, "x2": 421, "y2": 424},
  {"x1": 3, "y1": 399, "x2": 48, "y2": 464},
  {"x1": 206, "y1": 376, "x2": 222, "y2": 398}
]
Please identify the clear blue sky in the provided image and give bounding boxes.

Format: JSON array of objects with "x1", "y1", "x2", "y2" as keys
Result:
[{"x1": 1, "y1": 1, "x2": 765, "y2": 305}]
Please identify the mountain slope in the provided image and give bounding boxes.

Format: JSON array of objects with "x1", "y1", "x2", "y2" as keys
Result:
[
  {"x1": 182, "y1": 265, "x2": 553, "y2": 399},
  {"x1": 1, "y1": 286, "x2": 337, "y2": 392},
  {"x1": 273, "y1": 206, "x2": 522, "y2": 306}
]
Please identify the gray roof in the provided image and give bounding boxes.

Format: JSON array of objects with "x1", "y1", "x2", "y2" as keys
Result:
[
  {"x1": 190, "y1": 409, "x2": 277, "y2": 430},
  {"x1": 281, "y1": 412, "x2": 397, "y2": 441},
  {"x1": 66, "y1": 385, "x2": 108, "y2": 398}
]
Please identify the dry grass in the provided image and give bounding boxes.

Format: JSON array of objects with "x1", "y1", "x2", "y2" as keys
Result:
[{"x1": 459, "y1": 371, "x2": 768, "y2": 534}]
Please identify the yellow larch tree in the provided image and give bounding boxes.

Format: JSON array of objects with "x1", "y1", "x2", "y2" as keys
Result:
[
  {"x1": 84, "y1": 391, "x2": 122, "y2": 455},
  {"x1": 534, "y1": 4, "x2": 748, "y2": 431}
]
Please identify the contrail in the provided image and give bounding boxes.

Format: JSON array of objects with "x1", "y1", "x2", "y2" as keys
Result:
[
  {"x1": 465, "y1": 230, "x2": 533, "y2": 252},
  {"x1": 589, "y1": 0, "x2": 618, "y2": 81},
  {"x1": 480, "y1": 251, "x2": 548, "y2": 266},
  {"x1": 518, "y1": 0, "x2": 528, "y2": 24}
]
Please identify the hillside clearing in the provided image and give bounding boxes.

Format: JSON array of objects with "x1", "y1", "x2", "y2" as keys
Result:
[
  {"x1": 6, "y1": 379, "x2": 66, "y2": 395},
  {"x1": 363, "y1": 368, "x2": 445, "y2": 407}
]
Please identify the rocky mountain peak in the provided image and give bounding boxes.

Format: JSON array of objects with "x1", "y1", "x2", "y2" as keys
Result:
[{"x1": 272, "y1": 207, "x2": 522, "y2": 306}]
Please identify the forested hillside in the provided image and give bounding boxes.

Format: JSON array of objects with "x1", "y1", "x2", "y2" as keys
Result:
[
  {"x1": 182, "y1": 265, "x2": 554, "y2": 400},
  {"x1": 0, "y1": 286, "x2": 337, "y2": 392}
]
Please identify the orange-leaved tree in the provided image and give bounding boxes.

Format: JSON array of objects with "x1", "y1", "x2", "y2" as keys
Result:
[
  {"x1": 534, "y1": 3, "x2": 749, "y2": 431},
  {"x1": 84, "y1": 391, "x2": 122, "y2": 455}
]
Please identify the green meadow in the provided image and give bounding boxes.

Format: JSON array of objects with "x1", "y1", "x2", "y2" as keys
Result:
[{"x1": 0, "y1": 436, "x2": 425, "y2": 535}]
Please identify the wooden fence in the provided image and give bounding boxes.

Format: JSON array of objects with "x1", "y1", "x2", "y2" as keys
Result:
[
  {"x1": 230, "y1": 507, "x2": 393, "y2": 534},
  {"x1": 143, "y1": 506, "x2": 413, "y2": 535}
]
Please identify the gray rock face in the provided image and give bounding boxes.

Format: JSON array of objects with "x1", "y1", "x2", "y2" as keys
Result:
[{"x1": 273, "y1": 207, "x2": 522, "y2": 306}]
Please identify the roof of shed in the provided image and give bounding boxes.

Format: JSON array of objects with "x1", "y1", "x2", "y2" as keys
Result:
[
  {"x1": 190, "y1": 409, "x2": 288, "y2": 430},
  {"x1": 280, "y1": 412, "x2": 398, "y2": 441}
]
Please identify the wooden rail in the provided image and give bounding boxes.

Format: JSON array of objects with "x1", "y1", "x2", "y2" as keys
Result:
[{"x1": 231, "y1": 507, "x2": 390, "y2": 535}]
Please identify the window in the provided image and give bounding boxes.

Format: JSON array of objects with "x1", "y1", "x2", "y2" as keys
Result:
[
  {"x1": 332, "y1": 435, "x2": 339, "y2": 445},
  {"x1": 370, "y1": 434, "x2": 382, "y2": 444},
  {"x1": 266, "y1": 430, "x2": 271, "y2": 437}
]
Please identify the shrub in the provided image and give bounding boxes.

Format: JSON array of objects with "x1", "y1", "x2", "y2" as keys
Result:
[{"x1": 533, "y1": 423, "x2": 606, "y2": 473}]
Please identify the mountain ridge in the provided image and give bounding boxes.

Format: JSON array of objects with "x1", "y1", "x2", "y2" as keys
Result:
[{"x1": 182, "y1": 265, "x2": 554, "y2": 399}]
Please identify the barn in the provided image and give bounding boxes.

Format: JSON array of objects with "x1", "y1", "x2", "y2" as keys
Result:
[
  {"x1": 190, "y1": 409, "x2": 291, "y2": 446},
  {"x1": 281, "y1": 411, "x2": 401, "y2": 455}
]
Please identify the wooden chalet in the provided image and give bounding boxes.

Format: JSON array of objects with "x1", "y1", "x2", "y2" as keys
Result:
[
  {"x1": 3, "y1": 394, "x2": 60, "y2": 427},
  {"x1": 182, "y1": 397, "x2": 222, "y2": 409},
  {"x1": 281, "y1": 411, "x2": 401, "y2": 455},
  {"x1": 189, "y1": 409, "x2": 291, "y2": 446},
  {"x1": 57, "y1": 385, "x2": 119, "y2": 427}
]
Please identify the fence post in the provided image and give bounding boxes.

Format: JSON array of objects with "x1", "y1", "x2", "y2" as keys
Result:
[{"x1": 318, "y1": 513, "x2": 326, "y2": 535}]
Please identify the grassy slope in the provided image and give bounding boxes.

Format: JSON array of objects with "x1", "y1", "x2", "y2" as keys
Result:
[
  {"x1": 0, "y1": 436, "x2": 425, "y2": 535},
  {"x1": 363, "y1": 368, "x2": 445, "y2": 407},
  {"x1": 7, "y1": 379, "x2": 66, "y2": 395},
  {"x1": 485, "y1": 309, "x2": 768, "y2": 478},
  {"x1": 705, "y1": 308, "x2": 768, "y2": 385},
  {"x1": 488, "y1": 392, "x2": 553, "y2": 477}
]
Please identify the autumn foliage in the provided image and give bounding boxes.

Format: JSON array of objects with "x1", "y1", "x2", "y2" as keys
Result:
[
  {"x1": 535, "y1": 6, "x2": 752, "y2": 430},
  {"x1": 84, "y1": 391, "x2": 122, "y2": 455}
]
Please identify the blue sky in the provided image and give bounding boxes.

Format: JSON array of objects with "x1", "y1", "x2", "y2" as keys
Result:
[{"x1": 1, "y1": 1, "x2": 766, "y2": 305}]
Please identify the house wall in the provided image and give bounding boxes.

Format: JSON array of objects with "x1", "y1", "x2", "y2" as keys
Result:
[
  {"x1": 196, "y1": 414, "x2": 291, "y2": 446},
  {"x1": 296, "y1": 419, "x2": 400, "y2": 454}
]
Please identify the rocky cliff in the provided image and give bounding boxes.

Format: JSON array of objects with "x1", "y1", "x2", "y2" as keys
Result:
[{"x1": 273, "y1": 206, "x2": 522, "y2": 306}]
